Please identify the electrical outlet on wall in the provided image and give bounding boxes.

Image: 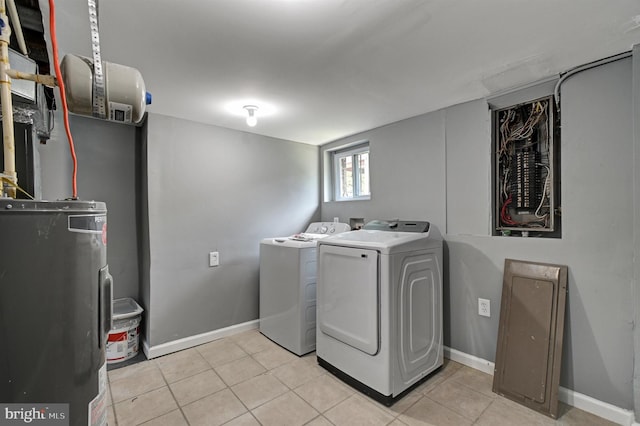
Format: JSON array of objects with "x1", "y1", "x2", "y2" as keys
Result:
[
  {"x1": 209, "y1": 251, "x2": 219, "y2": 267},
  {"x1": 478, "y1": 298, "x2": 490, "y2": 317}
]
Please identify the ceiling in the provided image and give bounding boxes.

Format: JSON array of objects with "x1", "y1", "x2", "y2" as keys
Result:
[{"x1": 38, "y1": 0, "x2": 640, "y2": 146}]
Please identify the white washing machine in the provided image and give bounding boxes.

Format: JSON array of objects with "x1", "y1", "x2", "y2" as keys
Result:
[
  {"x1": 260, "y1": 221, "x2": 351, "y2": 356},
  {"x1": 316, "y1": 220, "x2": 443, "y2": 406}
]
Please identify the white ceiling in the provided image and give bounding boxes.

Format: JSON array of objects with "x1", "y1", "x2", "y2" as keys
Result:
[{"x1": 42, "y1": 0, "x2": 640, "y2": 145}]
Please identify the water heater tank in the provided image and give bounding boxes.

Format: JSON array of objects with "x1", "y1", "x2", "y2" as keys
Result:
[
  {"x1": 60, "y1": 54, "x2": 151, "y2": 124},
  {"x1": 0, "y1": 199, "x2": 112, "y2": 426}
]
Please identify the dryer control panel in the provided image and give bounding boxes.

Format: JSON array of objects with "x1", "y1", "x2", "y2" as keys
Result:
[{"x1": 362, "y1": 220, "x2": 430, "y2": 233}]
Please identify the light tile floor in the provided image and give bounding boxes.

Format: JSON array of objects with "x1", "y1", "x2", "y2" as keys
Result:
[{"x1": 106, "y1": 330, "x2": 617, "y2": 426}]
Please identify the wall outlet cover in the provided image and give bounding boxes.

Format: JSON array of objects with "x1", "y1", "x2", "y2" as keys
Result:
[
  {"x1": 479, "y1": 298, "x2": 490, "y2": 317},
  {"x1": 209, "y1": 251, "x2": 219, "y2": 267}
]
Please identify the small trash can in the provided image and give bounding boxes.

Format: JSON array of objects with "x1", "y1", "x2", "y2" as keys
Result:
[{"x1": 106, "y1": 298, "x2": 143, "y2": 364}]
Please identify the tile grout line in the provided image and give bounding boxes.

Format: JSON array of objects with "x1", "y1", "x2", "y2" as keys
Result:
[
  {"x1": 253, "y1": 350, "x2": 325, "y2": 424},
  {"x1": 290, "y1": 377, "x2": 349, "y2": 416},
  {"x1": 422, "y1": 370, "x2": 508, "y2": 426},
  {"x1": 224, "y1": 374, "x2": 266, "y2": 426},
  {"x1": 154, "y1": 349, "x2": 212, "y2": 385},
  {"x1": 106, "y1": 374, "x2": 118, "y2": 426},
  {"x1": 385, "y1": 389, "x2": 424, "y2": 420},
  {"x1": 196, "y1": 338, "x2": 252, "y2": 370},
  {"x1": 303, "y1": 414, "x2": 337, "y2": 425},
  {"x1": 108, "y1": 360, "x2": 185, "y2": 425},
  {"x1": 470, "y1": 397, "x2": 498, "y2": 426},
  {"x1": 239, "y1": 352, "x2": 321, "y2": 420},
  {"x1": 226, "y1": 330, "x2": 297, "y2": 425},
  {"x1": 169, "y1": 336, "x2": 286, "y2": 416},
  {"x1": 421, "y1": 392, "x2": 478, "y2": 424},
  {"x1": 155, "y1": 349, "x2": 230, "y2": 411},
  {"x1": 226, "y1": 344, "x2": 277, "y2": 421},
  {"x1": 434, "y1": 373, "x2": 498, "y2": 420},
  {"x1": 171, "y1": 348, "x2": 244, "y2": 422},
  {"x1": 108, "y1": 362, "x2": 168, "y2": 423},
  {"x1": 195, "y1": 336, "x2": 271, "y2": 424},
  {"x1": 152, "y1": 359, "x2": 192, "y2": 426}
]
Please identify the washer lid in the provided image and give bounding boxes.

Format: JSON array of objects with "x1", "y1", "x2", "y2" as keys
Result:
[
  {"x1": 260, "y1": 237, "x2": 319, "y2": 248},
  {"x1": 260, "y1": 221, "x2": 351, "y2": 248}
]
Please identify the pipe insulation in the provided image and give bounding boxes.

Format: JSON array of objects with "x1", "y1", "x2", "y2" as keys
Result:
[{"x1": 6, "y1": 69, "x2": 56, "y2": 87}]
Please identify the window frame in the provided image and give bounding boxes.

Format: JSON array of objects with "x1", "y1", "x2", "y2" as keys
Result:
[{"x1": 332, "y1": 142, "x2": 370, "y2": 201}]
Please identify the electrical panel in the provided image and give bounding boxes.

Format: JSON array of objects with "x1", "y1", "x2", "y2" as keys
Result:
[{"x1": 493, "y1": 95, "x2": 560, "y2": 237}]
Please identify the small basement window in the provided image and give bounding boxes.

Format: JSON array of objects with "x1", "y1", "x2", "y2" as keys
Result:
[{"x1": 333, "y1": 143, "x2": 370, "y2": 201}]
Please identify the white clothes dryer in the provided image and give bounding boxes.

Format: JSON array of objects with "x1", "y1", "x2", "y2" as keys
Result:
[
  {"x1": 260, "y1": 221, "x2": 351, "y2": 355},
  {"x1": 316, "y1": 220, "x2": 443, "y2": 405}
]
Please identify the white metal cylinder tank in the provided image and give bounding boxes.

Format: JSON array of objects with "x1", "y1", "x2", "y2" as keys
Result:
[{"x1": 60, "y1": 53, "x2": 151, "y2": 124}]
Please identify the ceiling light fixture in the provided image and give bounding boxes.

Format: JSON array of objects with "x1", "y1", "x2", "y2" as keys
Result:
[{"x1": 244, "y1": 105, "x2": 258, "y2": 127}]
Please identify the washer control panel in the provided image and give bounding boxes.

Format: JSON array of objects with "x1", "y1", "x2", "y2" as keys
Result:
[{"x1": 305, "y1": 222, "x2": 351, "y2": 235}]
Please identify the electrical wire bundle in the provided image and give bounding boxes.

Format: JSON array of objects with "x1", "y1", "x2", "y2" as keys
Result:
[
  {"x1": 49, "y1": 0, "x2": 78, "y2": 199},
  {"x1": 498, "y1": 100, "x2": 550, "y2": 228}
]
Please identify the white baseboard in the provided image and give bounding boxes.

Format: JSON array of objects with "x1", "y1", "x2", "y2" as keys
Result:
[
  {"x1": 443, "y1": 346, "x2": 635, "y2": 426},
  {"x1": 142, "y1": 319, "x2": 259, "y2": 359},
  {"x1": 444, "y1": 346, "x2": 495, "y2": 375},
  {"x1": 142, "y1": 338, "x2": 150, "y2": 359},
  {"x1": 558, "y1": 387, "x2": 635, "y2": 426}
]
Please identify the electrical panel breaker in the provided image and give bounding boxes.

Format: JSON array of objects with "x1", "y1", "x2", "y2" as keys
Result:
[{"x1": 493, "y1": 95, "x2": 560, "y2": 237}]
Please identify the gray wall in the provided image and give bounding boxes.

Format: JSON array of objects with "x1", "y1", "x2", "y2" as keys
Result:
[
  {"x1": 38, "y1": 114, "x2": 141, "y2": 300},
  {"x1": 633, "y1": 45, "x2": 640, "y2": 419},
  {"x1": 320, "y1": 58, "x2": 634, "y2": 409},
  {"x1": 143, "y1": 113, "x2": 319, "y2": 347},
  {"x1": 321, "y1": 111, "x2": 446, "y2": 228}
]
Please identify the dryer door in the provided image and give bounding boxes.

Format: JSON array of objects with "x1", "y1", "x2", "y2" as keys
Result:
[{"x1": 317, "y1": 245, "x2": 379, "y2": 355}]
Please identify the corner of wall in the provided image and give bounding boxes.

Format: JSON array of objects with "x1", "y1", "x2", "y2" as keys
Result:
[
  {"x1": 631, "y1": 43, "x2": 640, "y2": 423},
  {"x1": 136, "y1": 118, "x2": 152, "y2": 345}
]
